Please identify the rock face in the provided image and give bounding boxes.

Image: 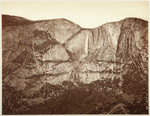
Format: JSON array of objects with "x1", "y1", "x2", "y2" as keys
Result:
[{"x1": 2, "y1": 15, "x2": 148, "y2": 114}]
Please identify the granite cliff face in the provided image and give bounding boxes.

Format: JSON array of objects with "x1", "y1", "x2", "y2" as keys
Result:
[{"x1": 2, "y1": 15, "x2": 148, "y2": 114}]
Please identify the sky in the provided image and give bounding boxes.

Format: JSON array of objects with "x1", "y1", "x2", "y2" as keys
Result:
[{"x1": 1, "y1": 1, "x2": 148, "y2": 28}]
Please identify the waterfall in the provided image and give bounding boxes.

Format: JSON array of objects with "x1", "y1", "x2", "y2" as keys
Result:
[{"x1": 85, "y1": 34, "x2": 88, "y2": 55}]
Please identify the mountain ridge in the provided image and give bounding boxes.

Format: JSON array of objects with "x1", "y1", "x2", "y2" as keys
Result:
[
  {"x1": 2, "y1": 14, "x2": 147, "y2": 29},
  {"x1": 2, "y1": 14, "x2": 148, "y2": 114}
]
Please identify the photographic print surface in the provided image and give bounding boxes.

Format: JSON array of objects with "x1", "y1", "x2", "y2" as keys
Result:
[{"x1": 1, "y1": 0, "x2": 149, "y2": 114}]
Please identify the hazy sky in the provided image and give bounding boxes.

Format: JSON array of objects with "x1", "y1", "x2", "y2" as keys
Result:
[{"x1": 1, "y1": 1, "x2": 148, "y2": 28}]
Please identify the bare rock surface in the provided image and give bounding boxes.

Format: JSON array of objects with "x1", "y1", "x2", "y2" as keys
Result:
[{"x1": 2, "y1": 15, "x2": 148, "y2": 114}]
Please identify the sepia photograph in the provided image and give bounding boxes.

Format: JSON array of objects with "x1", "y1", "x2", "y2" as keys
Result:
[{"x1": 1, "y1": 0, "x2": 149, "y2": 115}]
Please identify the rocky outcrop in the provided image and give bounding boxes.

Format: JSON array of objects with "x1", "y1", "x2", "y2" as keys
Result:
[{"x1": 2, "y1": 15, "x2": 148, "y2": 114}]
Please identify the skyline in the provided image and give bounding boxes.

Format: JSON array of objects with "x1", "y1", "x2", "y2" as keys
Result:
[{"x1": 1, "y1": 1, "x2": 148, "y2": 28}]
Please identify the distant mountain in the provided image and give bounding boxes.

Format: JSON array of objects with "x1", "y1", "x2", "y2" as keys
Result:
[{"x1": 2, "y1": 15, "x2": 148, "y2": 114}]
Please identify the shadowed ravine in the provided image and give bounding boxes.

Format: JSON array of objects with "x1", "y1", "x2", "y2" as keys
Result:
[{"x1": 2, "y1": 15, "x2": 148, "y2": 114}]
